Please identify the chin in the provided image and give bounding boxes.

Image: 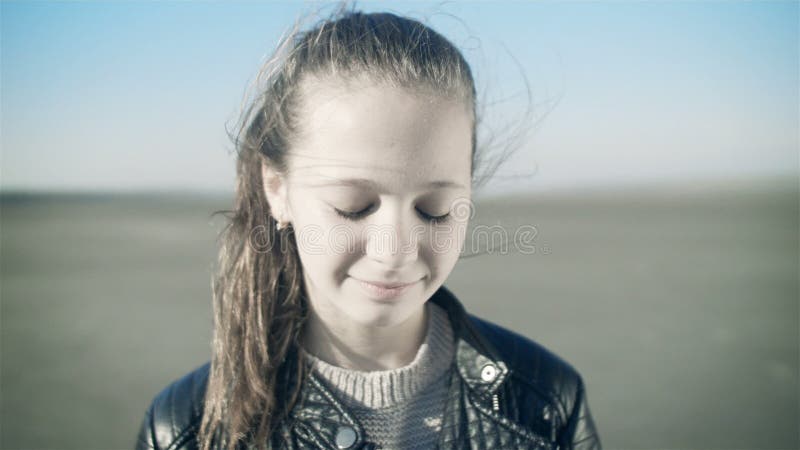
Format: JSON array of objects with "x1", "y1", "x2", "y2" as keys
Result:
[{"x1": 347, "y1": 293, "x2": 425, "y2": 329}]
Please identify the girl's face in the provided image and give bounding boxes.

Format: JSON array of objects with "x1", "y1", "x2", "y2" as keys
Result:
[{"x1": 264, "y1": 78, "x2": 472, "y2": 329}]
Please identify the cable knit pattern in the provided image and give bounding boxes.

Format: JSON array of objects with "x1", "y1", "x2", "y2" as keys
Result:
[{"x1": 302, "y1": 301, "x2": 455, "y2": 449}]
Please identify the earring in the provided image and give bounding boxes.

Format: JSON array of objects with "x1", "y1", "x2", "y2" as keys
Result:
[
  {"x1": 276, "y1": 218, "x2": 290, "y2": 231},
  {"x1": 272, "y1": 211, "x2": 284, "y2": 231}
]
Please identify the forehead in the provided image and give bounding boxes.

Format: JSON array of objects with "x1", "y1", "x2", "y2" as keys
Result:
[{"x1": 286, "y1": 77, "x2": 472, "y2": 194}]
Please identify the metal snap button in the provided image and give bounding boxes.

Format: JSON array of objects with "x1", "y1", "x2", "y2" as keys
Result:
[
  {"x1": 335, "y1": 425, "x2": 357, "y2": 449},
  {"x1": 480, "y1": 363, "x2": 498, "y2": 382}
]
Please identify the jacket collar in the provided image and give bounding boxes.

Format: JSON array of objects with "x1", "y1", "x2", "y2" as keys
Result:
[
  {"x1": 430, "y1": 285, "x2": 511, "y2": 396},
  {"x1": 288, "y1": 285, "x2": 511, "y2": 449}
]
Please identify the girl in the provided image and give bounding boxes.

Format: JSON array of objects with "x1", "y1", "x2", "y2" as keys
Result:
[{"x1": 136, "y1": 8, "x2": 600, "y2": 450}]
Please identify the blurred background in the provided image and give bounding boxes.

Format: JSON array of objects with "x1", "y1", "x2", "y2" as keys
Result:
[{"x1": 1, "y1": 1, "x2": 797, "y2": 449}]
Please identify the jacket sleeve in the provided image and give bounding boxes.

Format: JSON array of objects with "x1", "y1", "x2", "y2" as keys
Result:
[
  {"x1": 135, "y1": 400, "x2": 159, "y2": 450},
  {"x1": 559, "y1": 375, "x2": 601, "y2": 450},
  {"x1": 134, "y1": 363, "x2": 210, "y2": 450}
]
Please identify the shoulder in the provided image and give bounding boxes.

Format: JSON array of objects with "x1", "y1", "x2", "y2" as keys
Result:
[
  {"x1": 135, "y1": 362, "x2": 210, "y2": 450},
  {"x1": 466, "y1": 314, "x2": 587, "y2": 414},
  {"x1": 466, "y1": 314, "x2": 603, "y2": 449}
]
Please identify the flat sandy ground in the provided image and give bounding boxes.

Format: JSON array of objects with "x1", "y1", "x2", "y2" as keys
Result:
[{"x1": 2, "y1": 177, "x2": 797, "y2": 449}]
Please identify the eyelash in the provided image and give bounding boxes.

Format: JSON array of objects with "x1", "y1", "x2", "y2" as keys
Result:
[{"x1": 334, "y1": 205, "x2": 451, "y2": 224}]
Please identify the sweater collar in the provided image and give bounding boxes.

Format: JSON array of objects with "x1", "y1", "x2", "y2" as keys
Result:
[{"x1": 301, "y1": 300, "x2": 454, "y2": 409}]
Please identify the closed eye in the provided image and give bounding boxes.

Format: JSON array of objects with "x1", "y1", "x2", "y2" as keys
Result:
[
  {"x1": 333, "y1": 205, "x2": 450, "y2": 224},
  {"x1": 333, "y1": 206, "x2": 373, "y2": 221},
  {"x1": 417, "y1": 209, "x2": 451, "y2": 224}
]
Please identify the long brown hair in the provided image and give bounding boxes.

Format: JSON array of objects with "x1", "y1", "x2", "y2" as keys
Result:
[{"x1": 199, "y1": 5, "x2": 493, "y2": 450}]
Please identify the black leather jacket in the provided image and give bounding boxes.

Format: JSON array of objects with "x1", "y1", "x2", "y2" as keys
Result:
[{"x1": 136, "y1": 286, "x2": 601, "y2": 450}]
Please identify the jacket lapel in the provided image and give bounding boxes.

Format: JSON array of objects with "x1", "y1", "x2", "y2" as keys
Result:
[
  {"x1": 289, "y1": 372, "x2": 367, "y2": 449},
  {"x1": 286, "y1": 285, "x2": 552, "y2": 450}
]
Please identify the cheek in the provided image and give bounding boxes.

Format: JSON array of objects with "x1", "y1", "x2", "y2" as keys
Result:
[
  {"x1": 294, "y1": 219, "x2": 362, "y2": 283},
  {"x1": 430, "y1": 215, "x2": 468, "y2": 251},
  {"x1": 421, "y1": 221, "x2": 468, "y2": 276}
]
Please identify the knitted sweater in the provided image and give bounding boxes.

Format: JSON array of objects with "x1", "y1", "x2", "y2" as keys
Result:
[{"x1": 302, "y1": 301, "x2": 455, "y2": 450}]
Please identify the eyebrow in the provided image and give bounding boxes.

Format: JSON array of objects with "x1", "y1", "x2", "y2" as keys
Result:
[{"x1": 310, "y1": 178, "x2": 466, "y2": 191}]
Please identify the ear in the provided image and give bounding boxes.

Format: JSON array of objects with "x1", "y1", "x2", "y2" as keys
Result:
[{"x1": 261, "y1": 161, "x2": 291, "y2": 224}]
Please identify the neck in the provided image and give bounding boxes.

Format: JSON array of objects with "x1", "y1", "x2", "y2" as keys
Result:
[{"x1": 301, "y1": 302, "x2": 429, "y2": 371}]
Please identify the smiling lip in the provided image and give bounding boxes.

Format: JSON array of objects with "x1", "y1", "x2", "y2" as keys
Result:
[
  {"x1": 361, "y1": 279, "x2": 417, "y2": 288},
  {"x1": 354, "y1": 278, "x2": 421, "y2": 300}
]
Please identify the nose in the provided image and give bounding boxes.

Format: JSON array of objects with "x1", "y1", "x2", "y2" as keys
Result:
[{"x1": 364, "y1": 206, "x2": 420, "y2": 269}]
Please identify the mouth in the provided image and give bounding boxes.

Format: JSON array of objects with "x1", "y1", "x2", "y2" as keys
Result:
[
  {"x1": 359, "y1": 279, "x2": 418, "y2": 289},
  {"x1": 352, "y1": 277, "x2": 423, "y2": 300}
]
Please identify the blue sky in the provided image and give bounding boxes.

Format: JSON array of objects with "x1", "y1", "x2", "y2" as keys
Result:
[{"x1": 1, "y1": 1, "x2": 797, "y2": 194}]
